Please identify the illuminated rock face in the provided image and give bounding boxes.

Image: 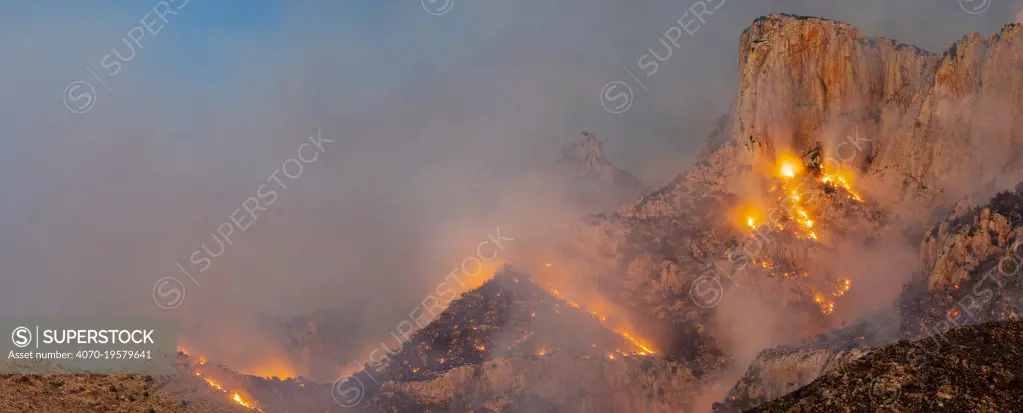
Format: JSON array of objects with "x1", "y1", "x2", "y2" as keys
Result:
[{"x1": 731, "y1": 15, "x2": 1023, "y2": 221}]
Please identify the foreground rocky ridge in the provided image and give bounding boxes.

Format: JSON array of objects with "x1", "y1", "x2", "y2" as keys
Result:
[{"x1": 749, "y1": 320, "x2": 1023, "y2": 412}]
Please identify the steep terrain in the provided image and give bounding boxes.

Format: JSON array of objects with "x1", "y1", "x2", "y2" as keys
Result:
[
  {"x1": 748, "y1": 320, "x2": 1023, "y2": 412},
  {"x1": 714, "y1": 182, "x2": 1023, "y2": 412},
  {"x1": 336, "y1": 270, "x2": 695, "y2": 412}
]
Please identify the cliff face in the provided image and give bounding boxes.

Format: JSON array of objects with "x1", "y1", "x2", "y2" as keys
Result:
[{"x1": 732, "y1": 15, "x2": 1023, "y2": 217}]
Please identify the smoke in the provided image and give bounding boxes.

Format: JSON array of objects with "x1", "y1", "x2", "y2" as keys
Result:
[{"x1": 0, "y1": 0, "x2": 1019, "y2": 397}]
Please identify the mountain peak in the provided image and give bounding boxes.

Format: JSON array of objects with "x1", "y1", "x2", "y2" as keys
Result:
[
  {"x1": 556, "y1": 132, "x2": 613, "y2": 178},
  {"x1": 555, "y1": 132, "x2": 648, "y2": 213}
]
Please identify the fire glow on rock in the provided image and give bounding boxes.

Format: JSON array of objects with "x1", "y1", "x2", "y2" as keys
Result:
[{"x1": 738, "y1": 150, "x2": 865, "y2": 315}]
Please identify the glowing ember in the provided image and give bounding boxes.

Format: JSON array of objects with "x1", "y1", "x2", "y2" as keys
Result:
[
  {"x1": 232, "y1": 393, "x2": 254, "y2": 409},
  {"x1": 820, "y1": 170, "x2": 863, "y2": 202},
  {"x1": 780, "y1": 162, "x2": 799, "y2": 178},
  {"x1": 813, "y1": 293, "x2": 835, "y2": 315},
  {"x1": 832, "y1": 278, "x2": 851, "y2": 297},
  {"x1": 189, "y1": 355, "x2": 264, "y2": 411},
  {"x1": 776, "y1": 152, "x2": 805, "y2": 179}
]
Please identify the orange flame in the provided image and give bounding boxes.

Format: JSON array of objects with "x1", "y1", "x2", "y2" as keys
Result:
[
  {"x1": 543, "y1": 283, "x2": 656, "y2": 355},
  {"x1": 188, "y1": 354, "x2": 264, "y2": 412},
  {"x1": 232, "y1": 393, "x2": 255, "y2": 409}
]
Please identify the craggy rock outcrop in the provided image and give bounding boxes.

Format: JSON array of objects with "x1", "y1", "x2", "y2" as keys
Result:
[
  {"x1": 748, "y1": 320, "x2": 1023, "y2": 413},
  {"x1": 557, "y1": 132, "x2": 648, "y2": 214},
  {"x1": 917, "y1": 184, "x2": 1023, "y2": 291},
  {"x1": 369, "y1": 354, "x2": 700, "y2": 413},
  {"x1": 898, "y1": 183, "x2": 1023, "y2": 339}
]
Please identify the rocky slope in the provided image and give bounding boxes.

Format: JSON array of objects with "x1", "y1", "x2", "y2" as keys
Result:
[
  {"x1": 334, "y1": 269, "x2": 691, "y2": 412},
  {"x1": 748, "y1": 320, "x2": 1023, "y2": 413},
  {"x1": 714, "y1": 182, "x2": 1023, "y2": 412}
]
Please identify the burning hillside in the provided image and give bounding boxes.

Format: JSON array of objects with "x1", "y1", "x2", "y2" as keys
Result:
[
  {"x1": 177, "y1": 351, "x2": 346, "y2": 413},
  {"x1": 331, "y1": 267, "x2": 716, "y2": 413},
  {"x1": 343, "y1": 268, "x2": 657, "y2": 386}
]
